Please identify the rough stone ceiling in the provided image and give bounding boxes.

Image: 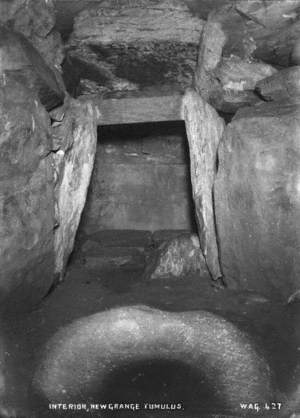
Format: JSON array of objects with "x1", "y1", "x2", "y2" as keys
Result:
[
  {"x1": 53, "y1": 0, "x2": 229, "y2": 38},
  {"x1": 57, "y1": 0, "x2": 300, "y2": 103}
]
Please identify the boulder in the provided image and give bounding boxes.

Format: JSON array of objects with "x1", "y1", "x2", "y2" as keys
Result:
[
  {"x1": 214, "y1": 101, "x2": 300, "y2": 299},
  {"x1": 194, "y1": 10, "x2": 277, "y2": 113},
  {"x1": 256, "y1": 66, "x2": 300, "y2": 103},
  {"x1": 193, "y1": 0, "x2": 300, "y2": 112},
  {"x1": 33, "y1": 306, "x2": 275, "y2": 415},
  {"x1": 52, "y1": 97, "x2": 101, "y2": 278},
  {"x1": 0, "y1": 79, "x2": 55, "y2": 313},
  {"x1": 211, "y1": 57, "x2": 277, "y2": 113},
  {"x1": 144, "y1": 233, "x2": 207, "y2": 280},
  {"x1": 206, "y1": 0, "x2": 300, "y2": 68}
]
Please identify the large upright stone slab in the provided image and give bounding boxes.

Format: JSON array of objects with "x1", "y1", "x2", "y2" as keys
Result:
[
  {"x1": 53, "y1": 97, "x2": 100, "y2": 278},
  {"x1": 215, "y1": 101, "x2": 300, "y2": 299},
  {"x1": 182, "y1": 89, "x2": 225, "y2": 280},
  {"x1": 144, "y1": 233, "x2": 208, "y2": 280},
  {"x1": 0, "y1": 79, "x2": 55, "y2": 313}
]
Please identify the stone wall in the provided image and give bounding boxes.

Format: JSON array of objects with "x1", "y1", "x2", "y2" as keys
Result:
[
  {"x1": 0, "y1": 80, "x2": 55, "y2": 314},
  {"x1": 79, "y1": 122, "x2": 196, "y2": 234},
  {"x1": 215, "y1": 101, "x2": 300, "y2": 299},
  {"x1": 0, "y1": 0, "x2": 64, "y2": 70},
  {"x1": 0, "y1": 0, "x2": 99, "y2": 309}
]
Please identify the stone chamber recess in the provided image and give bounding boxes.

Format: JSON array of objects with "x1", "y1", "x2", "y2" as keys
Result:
[
  {"x1": 1, "y1": 1, "x2": 300, "y2": 417},
  {"x1": 80, "y1": 121, "x2": 196, "y2": 233}
]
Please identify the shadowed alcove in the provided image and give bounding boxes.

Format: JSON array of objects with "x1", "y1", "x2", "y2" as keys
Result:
[{"x1": 80, "y1": 121, "x2": 197, "y2": 234}]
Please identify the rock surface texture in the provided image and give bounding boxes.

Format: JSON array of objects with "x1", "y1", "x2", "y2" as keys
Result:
[
  {"x1": 53, "y1": 0, "x2": 229, "y2": 38},
  {"x1": 144, "y1": 233, "x2": 207, "y2": 280},
  {"x1": 194, "y1": 9, "x2": 278, "y2": 113},
  {"x1": 256, "y1": 66, "x2": 300, "y2": 103},
  {"x1": 0, "y1": 0, "x2": 66, "y2": 110},
  {"x1": 182, "y1": 90, "x2": 224, "y2": 280},
  {"x1": 0, "y1": 0, "x2": 64, "y2": 69},
  {"x1": 208, "y1": 0, "x2": 300, "y2": 68},
  {"x1": 0, "y1": 26, "x2": 65, "y2": 111},
  {"x1": 215, "y1": 101, "x2": 300, "y2": 299},
  {"x1": 0, "y1": 80, "x2": 55, "y2": 313},
  {"x1": 64, "y1": 0, "x2": 204, "y2": 96},
  {"x1": 34, "y1": 306, "x2": 275, "y2": 415},
  {"x1": 52, "y1": 98, "x2": 100, "y2": 278}
]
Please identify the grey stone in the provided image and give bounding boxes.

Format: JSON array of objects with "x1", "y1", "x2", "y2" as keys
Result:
[
  {"x1": 79, "y1": 241, "x2": 146, "y2": 270},
  {"x1": 64, "y1": 0, "x2": 204, "y2": 95},
  {"x1": 206, "y1": 1, "x2": 300, "y2": 68},
  {"x1": 80, "y1": 152, "x2": 195, "y2": 232},
  {"x1": 33, "y1": 305, "x2": 275, "y2": 415},
  {"x1": 0, "y1": 79, "x2": 55, "y2": 313},
  {"x1": 0, "y1": 26, "x2": 65, "y2": 111},
  {"x1": 291, "y1": 38, "x2": 300, "y2": 65},
  {"x1": 182, "y1": 90, "x2": 224, "y2": 280},
  {"x1": 144, "y1": 234, "x2": 208, "y2": 280},
  {"x1": 256, "y1": 66, "x2": 300, "y2": 103},
  {"x1": 152, "y1": 230, "x2": 191, "y2": 246},
  {"x1": 80, "y1": 240, "x2": 144, "y2": 256},
  {"x1": 53, "y1": 97, "x2": 100, "y2": 278},
  {"x1": 84, "y1": 254, "x2": 145, "y2": 271},
  {"x1": 0, "y1": 0, "x2": 64, "y2": 69},
  {"x1": 86, "y1": 230, "x2": 153, "y2": 248},
  {"x1": 214, "y1": 101, "x2": 300, "y2": 299}
]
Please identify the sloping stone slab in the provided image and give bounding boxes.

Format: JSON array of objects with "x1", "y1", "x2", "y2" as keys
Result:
[
  {"x1": 53, "y1": 97, "x2": 100, "y2": 278},
  {"x1": 182, "y1": 89, "x2": 225, "y2": 281}
]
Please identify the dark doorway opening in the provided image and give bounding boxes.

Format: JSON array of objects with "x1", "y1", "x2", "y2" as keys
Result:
[{"x1": 72, "y1": 120, "x2": 197, "y2": 287}]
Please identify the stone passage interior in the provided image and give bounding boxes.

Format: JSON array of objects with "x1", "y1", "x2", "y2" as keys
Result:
[
  {"x1": 2, "y1": 0, "x2": 300, "y2": 416},
  {"x1": 73, "y1": 120, "x2": 200, "y2": 276},
  {"x1": 79, "y1": 121, "x2": 197, "y2": 234}
]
